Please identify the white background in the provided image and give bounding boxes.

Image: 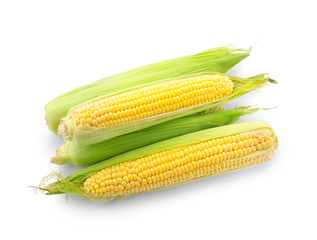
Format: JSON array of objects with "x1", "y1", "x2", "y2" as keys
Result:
[{"x1": 1, "y1": 0, "x2": 316, "y2": 239}]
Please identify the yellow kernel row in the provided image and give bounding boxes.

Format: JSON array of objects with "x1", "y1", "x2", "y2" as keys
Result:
[
  {"x1": 83, "y1": 130, "x2": 274, "y2": 199},
  {"x1": 84, "y1": 151, "x2": 274, "y2": 198},
  {"x1": 70, "y1": 74, "x2": 233, "y2": 129}
]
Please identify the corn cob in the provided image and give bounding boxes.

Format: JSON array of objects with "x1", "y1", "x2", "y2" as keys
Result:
[
  {"x1": 46, "y1": 46, "x2": 250, "y2": 134},
  {"x1": 58, "y1": 72, "x2": 275, "y2": 145},
  {"x1": 52, "y1": 107, "x2": 258, "y2": 166},
  {"x1": 41, "y1": 121, "x2": 278, "y2": 201}
]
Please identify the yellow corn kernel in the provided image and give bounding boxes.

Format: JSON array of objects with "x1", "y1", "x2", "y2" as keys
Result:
[
  {"x1": 83, "y1": 129, "x2": 275, "y2": 199},
  {"x1": 71, "y1": 74, "x2": 233, "y2": 129}
]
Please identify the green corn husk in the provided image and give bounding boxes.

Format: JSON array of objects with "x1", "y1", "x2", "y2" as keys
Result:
[
  {"x1": 52, "y1": 107, "x2": 259, "y2": 166},
  {"x1": 45, "y1": 46, "x2": 251, "y2": 134},
  {"x1": 39, "y1": 121, "x2": 278, "y2": 200},
  {"x1": 58, "y1": 72, "x2": 276, "y2": 145}
]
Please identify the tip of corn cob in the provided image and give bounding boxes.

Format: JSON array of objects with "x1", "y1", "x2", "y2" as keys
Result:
[
  {"x1": 57, "y1": 118, "x2": 72, "y2": 141},
  {"x1": 50, "y1": 143, "x2": 72, "y2": 165},
  {"x1": 51, "y1": 155, "x2": 65, "y2": 165}
]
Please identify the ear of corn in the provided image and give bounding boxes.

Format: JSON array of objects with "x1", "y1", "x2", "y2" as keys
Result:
[
  {"x1": 58, "y1": 72, "x2": 275, "y2": 145},
  {"x1": 45, "y1": 46, "x2": 251, "y2": 134},
  {"x1": 52, "y1": 107, "x2": 259, "y2": 166},
  {"x1": 41, "y1": 121, "x2": 278, "y2": 201}
]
